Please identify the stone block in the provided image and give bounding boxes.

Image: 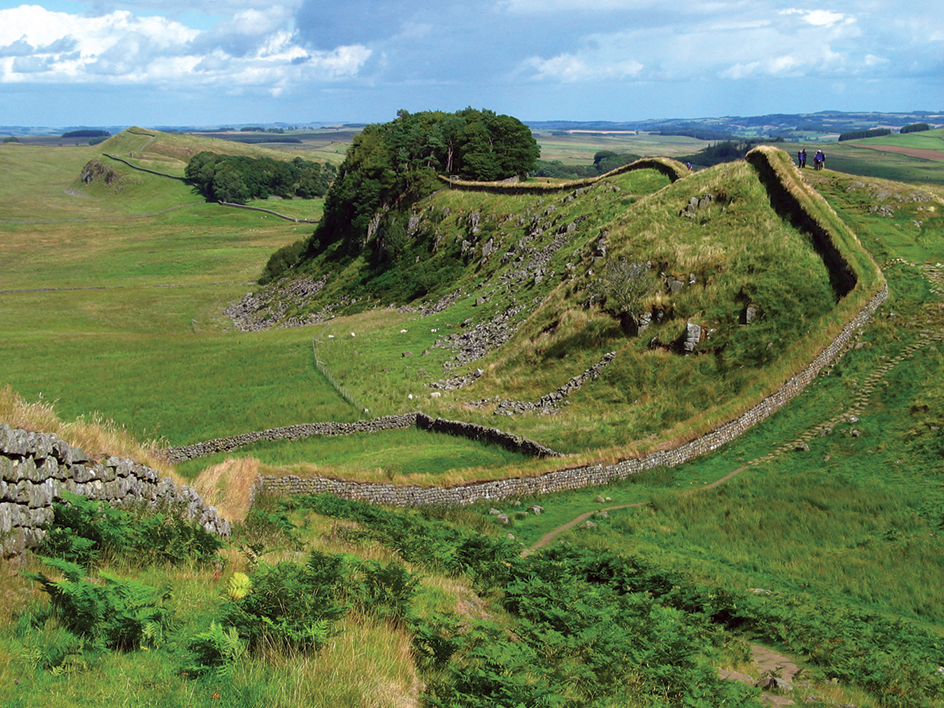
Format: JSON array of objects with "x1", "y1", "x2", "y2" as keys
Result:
[
  {"x1": 26, "y1": 479, "x2": 55, "y2": 508},
  {"x1": 32, "y1": 433, "x2": 54, "y2": 461},
  {"x1": 2, "y1": 530, "x2": 26, "y2": 556},
  {"x1": 72, "y1": 464, "x2": 96, "y2": 484},
  {"x1": 37, "y1": 456, "x2": 59, "y2": 479},
  {"x1": 52, "y1": 438, "x2": 73, "y2": 465},
  {"x1": 11, "y1": 429, "x2": 31, "y2": 456},
  {"x1": 22, "y1": 526, "x2": 46, "y2": 548},
  {"x1": 0, "y1": 502, "x2": 13, "y2": 534},
  {"x1": 29, "y1": 506, "x2": 55, "y2": 527},
  {"x1": 0, "y1": 456, "x2": 15, "y2": 482},
  {"x1": 7, "y1": 459, "x2": 30, "y2": 484},
  {"x1": 0, "y1": 425, "x2": 17, "y2": 455}
]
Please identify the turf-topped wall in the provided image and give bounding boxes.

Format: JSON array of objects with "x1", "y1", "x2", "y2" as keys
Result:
[
  {"x1": 0, "y1": 425, "x2": 230, "y2": 555},
  {"x1": 438, "y1": 157, "x2": 688, "y2": 194},
  {"x1": 746, "y1": 146, "x2": 862, "y2": 298}
]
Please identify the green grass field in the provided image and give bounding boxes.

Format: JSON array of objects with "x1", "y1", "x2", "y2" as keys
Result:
[{"x1": 2, "y1": 127, "x2": 944, "y2": 708}]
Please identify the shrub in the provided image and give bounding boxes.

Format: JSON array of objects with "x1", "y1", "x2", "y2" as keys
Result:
[
  {"x1": 594, "y1": 258, "x2": 658, "y2": 333},
  {"x1": 185, "y1": 621, "x2": 247, "y2": 678},
  {"x1": 353, "y1": 560, "x2": 418, "y2": 624},
  {"x1": 223, "y1": 551, "x2": 348, "y2": 653},
  {"x1": 24, "y1": 558, "x2": 172, "y2": 652},
  {"x1": 40, "y1": 491, "x2": 222, "y2": 568}
]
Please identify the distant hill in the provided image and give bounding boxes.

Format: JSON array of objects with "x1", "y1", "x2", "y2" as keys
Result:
[{"x1": 528, "y1": 111, "x2": 944, "y2": 139}]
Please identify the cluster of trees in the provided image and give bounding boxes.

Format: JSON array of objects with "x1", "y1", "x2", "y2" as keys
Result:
[
  {"x1": 531, "y1": 150, "x2": 641, "y2": 179},
  {"x1": 838, "y1": 128, "x2": 891, "y2": 142},
  {"x1": 185, "y1": 152, "x2": 336, "y2": 204},
  {"x1": 901, "y1": 123, "x2": 931, "y2": 134},
  {"x1": 681, "y1": 138, "x2": 783, "y2": 168},
  {"x1": 303, "y1": 108, "x2": 540, "y2": 255},
  {"x1": 62, "y1": 129, "x2": 110, "y2": 138}
]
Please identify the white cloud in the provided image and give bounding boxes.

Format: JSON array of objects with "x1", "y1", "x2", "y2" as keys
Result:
[
  {"x1": 779, "y1": 8, "x2": 849, "y2": 27},
  {"x1": 514, "y1": 1, "x2": 873, "y2": 86},
  {"x1": 521, "y1": 52, "x2": 643, "y2": 82},
  {"x1": 0, "y1": 4, "x2": 370, "y2": 87}
]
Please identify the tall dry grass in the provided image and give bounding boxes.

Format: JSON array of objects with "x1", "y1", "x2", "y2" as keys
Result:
[
  {"x1": 192, "y1": 457, "x2": 262, "y2": 523},
  {"x1": 235, "y1": 615, "x2": 421, "y2": 708},
  {"x1": 0, "y1": 384, "x2": 182, "y2": 484}
]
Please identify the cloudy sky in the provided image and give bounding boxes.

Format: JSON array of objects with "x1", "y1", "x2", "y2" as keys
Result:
[{"x1": 1, "y1": 0, "x2": 941, "y2": 127}]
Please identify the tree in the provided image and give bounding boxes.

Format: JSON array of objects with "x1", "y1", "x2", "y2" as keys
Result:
[{"x1": 596, "y1": 259, "x2": 658, "y2": 334}]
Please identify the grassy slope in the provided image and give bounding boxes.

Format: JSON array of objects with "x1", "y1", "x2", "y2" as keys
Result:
[
  {"x1": 288, "y1": 153, "x2": 877, "y2": 480},
  {"x1": 2, "y1": 136, "x2": 942, "y2": 707},
  {"x1": 0, "y1": 135, "x2": 885, "y2": 486},
  {"x1": 508, "y1": 170, "x2": 944, "y2": 601},
  {"x1": 0, "y1": 132, "x2": 347, "y2": 446},
  {"x1": 780, "y1": 130, "x2": 944, "y2": 185}
]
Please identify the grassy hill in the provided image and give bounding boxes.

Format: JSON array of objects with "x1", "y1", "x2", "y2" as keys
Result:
[{"x1": 1, "y1": 127, "x2": 943, "y2": 707}]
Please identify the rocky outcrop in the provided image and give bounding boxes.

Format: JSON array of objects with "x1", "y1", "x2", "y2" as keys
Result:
[
  {"x1": 1, "y1": 425, "x2": 229, "y2": 556},
  {"x1": 486, "y1": 352, "x2": 617, "y2": 415},
  {"x1": 81, "y1": 159, "x2": 121, "y2": 186},
  {"x1": 224, "y1": 275, "x2": 330, "y2": 331}
]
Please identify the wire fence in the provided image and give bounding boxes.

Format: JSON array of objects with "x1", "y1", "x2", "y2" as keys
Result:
[{"x1": 312, "y1": 338, "x2": 367, "y2": 415}]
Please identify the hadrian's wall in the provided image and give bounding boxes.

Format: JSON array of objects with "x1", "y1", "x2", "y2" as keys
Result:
[
  {"x1": 437, "y1": 157, "x2": 687, "y2": 195},
  {"x1": 259, "y1": 283, "x2": 888, "y2": 506},
  {"x1": 0, "y1": 426, "x2": 230, "y2": 556}
]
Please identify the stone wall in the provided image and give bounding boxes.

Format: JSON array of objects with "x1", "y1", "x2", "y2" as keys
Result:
[
  {"x1": 258, "y1": 284, "x2": 888, "y2": 507},
  {"x1": 159, "y1": 412, "x2": 561, "y2": 464},
  {"x1": 745, "y1": 147, "x2": 858, "y2": 298},
  {"x1": 1, "y1": 425, "x2": 230, "y2": 556},
  {"x1": 437, "y1": 157, "x2": 688, "y2": 195},
  {"x1": 159, "y1": 414, "x2": 417, "y2": 464},
  {"x1": 414, "y1": 413, "x2": 561, "y2": 458}
]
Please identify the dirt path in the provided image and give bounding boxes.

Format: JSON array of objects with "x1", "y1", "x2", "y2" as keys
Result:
[{"x1": 523, "y1": 465, "x2": 750, "y2": 556}]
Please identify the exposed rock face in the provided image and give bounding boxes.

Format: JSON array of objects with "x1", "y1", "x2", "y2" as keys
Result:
[
  {"x1": 1, "y1": 425, "x2": 230, "y2": 556},
  {"x1": 81, "y1": 159, "x2": 120, "y2": 186},
  {"x1": 225, "y1": 275, "x2": 329, "y2": 331}
]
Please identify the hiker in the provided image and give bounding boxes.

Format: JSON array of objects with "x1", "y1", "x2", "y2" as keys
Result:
[
  {"x1": 798, "y1": 149, "x2": 806, "y2": 168},
  {"x1": 818, "y1": 150, "x2": 825, "y2": 170},
  {"x1": 813, "y1": 150, "x2": 823, "y2": 170}
]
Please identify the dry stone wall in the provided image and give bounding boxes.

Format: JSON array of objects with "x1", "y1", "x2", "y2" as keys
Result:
[
  {"x1": 259, "y1": 283, "x2": 888, "y2": 507},
  {"x1": 1, "y1": 425, "x2": 230, "y2": 556},
  {"x1": 159, "y1": 412, "x2": 561, "y2": 464},
  {"x1": 160, "y1": 414, "x2": 417, "y2": 464}
]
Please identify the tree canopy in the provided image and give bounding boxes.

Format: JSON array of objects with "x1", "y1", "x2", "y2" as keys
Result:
[
  {"x1": 185, "y1": 153, "x2": 335, "y2": 204},
  {"x1": 303, "y1": 108, "x2": 540, "y2": 257}
]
